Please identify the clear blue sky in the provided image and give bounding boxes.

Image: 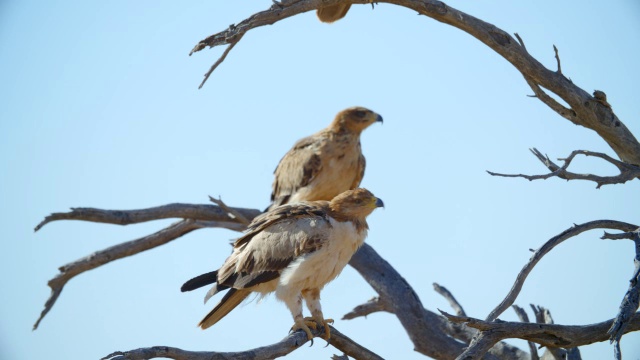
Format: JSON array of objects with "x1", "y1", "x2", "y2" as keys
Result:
[{"x1": 1, "y1": 1, "x2": 639, "y2": 359}]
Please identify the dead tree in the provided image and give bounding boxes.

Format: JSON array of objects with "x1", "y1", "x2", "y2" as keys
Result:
[{"x1": 34, "y1": 1, "x2": 639, "y2": 359}]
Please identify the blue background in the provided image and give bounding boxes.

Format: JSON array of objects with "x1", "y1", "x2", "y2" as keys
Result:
[{"x1": 1, "y1": 1, "x2": 639, "y2": 359}]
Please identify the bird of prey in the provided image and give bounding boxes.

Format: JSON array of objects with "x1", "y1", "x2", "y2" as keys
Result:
[
  {"x1": 267, "y1": 106, "x2": 383, "y2": 212},
  {"x1": 182, "y1": 188, "x2": 384, "y2": 340},
  {"x1": 316, "y1": 2, "x2": 377, "y2": 23},
  {"x1": 316, "y1": 4, "x2": 351, "y2": 23}
]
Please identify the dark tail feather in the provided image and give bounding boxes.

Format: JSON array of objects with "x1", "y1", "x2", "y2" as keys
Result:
[
  {"x1": 181, "y1": 270, "x2": 218, "y2": 292},
  {"x1": 198, "y1": 288, "x2": 251, "y2": 329}
]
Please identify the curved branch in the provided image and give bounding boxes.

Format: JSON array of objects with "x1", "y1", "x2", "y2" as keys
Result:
[
  {"x1": 191, "y1": 0, "x2": 640, "y2": 165},
  {"x1": 34, "y1": 219, "x2": 213, "y2": 330},
  {"x1": 487, "y1": 148, "x2": 640, "y2": 188},
  {"x1": 35, "y1": 203, "x2": 260, "y2": 232},
  {"x1": 486, "y1": 220, "x2": 639, "y2": 322},
  {"x1": 101, "y1": 325, "x2": 383, "y2": 360}
]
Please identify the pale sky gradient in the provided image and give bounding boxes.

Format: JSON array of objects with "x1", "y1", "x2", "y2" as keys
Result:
[{"x1": 1, "y1": 1, "x2": 639, "y2": 359}]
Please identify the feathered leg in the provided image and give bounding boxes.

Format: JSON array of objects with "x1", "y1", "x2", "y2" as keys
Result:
[
  {"x1": 283, "y1": 293, "x2": 315, "y2": 341},
  {"x1": 302, "y1": 288, "x2": 333, "y2": 340}
]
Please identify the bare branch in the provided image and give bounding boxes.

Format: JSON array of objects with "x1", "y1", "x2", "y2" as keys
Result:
[
  {"x1": 331, "y1": 355, "x2": 349, "y2": 360},
  {"x1": 101, "y1": 325, "x2": 383, "y2": 360},
  {"x1": 523, "y1": 79, "x2": 579, "y2": 124},
  {"x1": 197, "y1": 35, "x2": 243, "y2": 89},
  {"x1": 34, "y1": 219, "x2": 212, "y2": 330},
  {"x1": 486, "y1": 220, "x2": 639, "y2": 322},
  {"x1": 342, "y1": 296, "x2": 393, "y2": 320},
  {"x1": 512, "y1": 305, "x2": 539, "y2": 360},
  {"x1": 434, "y1": 283, "x2": 466, "y2": 316},
  {"x1": 442, "y1": 310, "x2": 640, "y2": 353},
  {"x1": 327, "y1": 326, "x2": 385, "y2": 360},
  {"x1": 602, "y1": 230, "x2": 640, "y2": 241},
  {"x1": 209, "y1": 195, "x2": 252, "y2": 226},
  {"x1": 553, "y1": 45, "x2": 562, "y2": 74},
  {"x1": 487, "y1": 148, "x2": 640, "y2": 188},
  {"x1": 528, "y1": 305, "x2": 582, "y2": 360},
  {"x1": 35, "y1": 203, "x2": 260, "y2": 232},
  {"x1": 530, "y1": 304, "x2": 554, "y2": 325},
  {"x1": 513, "y1": 32, "x2": 527, "y2": 53},
  {"x1": 191, "y1": 0, "x2": 640, "y2": 164}
]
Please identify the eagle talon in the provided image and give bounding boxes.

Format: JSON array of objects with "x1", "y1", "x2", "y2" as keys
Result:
[
  {"x1": 291, "y1": 320, "x2": 315, "y2": 345},
  {"x1": 308, "y1": 317, "x2": 334, "y2": 341}
]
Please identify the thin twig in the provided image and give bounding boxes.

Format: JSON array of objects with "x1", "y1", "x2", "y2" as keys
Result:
[
  {"x1": 485, "y1": 220, "x2": 639, "y2": 322},
  {"x1": 514, "y1": 32, "x2": 527, "y2": 53},
  {"x1": 433, "y1": 283, "x2": 466, "y2": 316},
  {"x1": 209, "y1": 195, "x2": 251, "y2": 226},
  {"x1": 553, "y1": 44, "x2": 562, "y2": 74},
  {"x1": 197, "y1": 35, "x2": 243, "y2": 89},
  {"x1": 523, "y1": 79, "x2": 579, "y2": 124},
  {"x1": 487, "y1": 148, "x2": 640, "y2": 188}
]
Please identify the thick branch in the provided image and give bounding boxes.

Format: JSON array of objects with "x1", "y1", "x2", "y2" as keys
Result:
[
  {"x1": 486, "y1": 220, "x2": 639, "y2": 322},
  {"x1": 487, "y1": 148, "x2": 640, "y2": 188},
  {"x1": 35, "y1": 203, "x2": 260, "y2": 232},
  {"x1": 34, "y1": 219, "x2": 213, "y2": 329},
  {"x1": 528, "y1": 305, "x2": 582, "y2": 360},
  {"x1": 443, "y1": 311, "x2": 640, "y2": 351},
  {"x1": 350, "y1": 244, "x2": 467, "y2": 359},
  {"x1": 102, "y1": 325, "x2": 383, "y2": 360}
]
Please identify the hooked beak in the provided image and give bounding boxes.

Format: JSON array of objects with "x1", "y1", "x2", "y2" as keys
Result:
[
  {"x1": 376, "y1": 114, "x2": 383, "y2": 124},
  {"x1": 375, "y1": 197, "x2": 385, "y2": 208}
]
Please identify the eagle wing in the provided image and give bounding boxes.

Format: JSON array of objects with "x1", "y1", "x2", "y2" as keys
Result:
[
  {"x1": 218, "y1": 201, "x2": 332, "y2": 290},
  {"x1": 351, "y1": 149, "x2": 366, "y2": 190},
  {"x1": 269, "y1": 134, "x2": 325, "y2": 210}
]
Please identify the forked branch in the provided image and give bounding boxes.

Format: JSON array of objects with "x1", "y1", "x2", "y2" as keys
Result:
[
  {"x1": 442, "y1": 311, "x2": 640, "y2": 360},
  {"x1": 487, "y1": 148, "x2": 640, "y2": 188}
]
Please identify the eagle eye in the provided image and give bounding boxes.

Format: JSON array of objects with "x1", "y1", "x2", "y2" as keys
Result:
[{"x1": 353, "y1": 110, "x2": 366, "y2": 118}]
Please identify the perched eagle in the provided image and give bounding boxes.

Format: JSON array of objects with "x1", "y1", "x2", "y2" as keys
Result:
[
  {"x1": 316, "y1": 2, "x2": 376, "y2": 23},
  {"x1": 268, "y1": 106, "x2": 382, "y2": 212},
  {"x1": 182, "y1": 188, "x2": 384, "y2": 340}
]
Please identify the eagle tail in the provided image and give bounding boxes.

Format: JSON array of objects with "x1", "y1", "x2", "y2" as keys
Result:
[
  {"x1": 181, "y1": 270, "x2": 218, "y2": 292},
  {"x1": 316, "y1": 4, "x2": 351, "y2": 23},
  {"x1": 198, "y1": 288, "x2": 251, "y2": 329}
]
